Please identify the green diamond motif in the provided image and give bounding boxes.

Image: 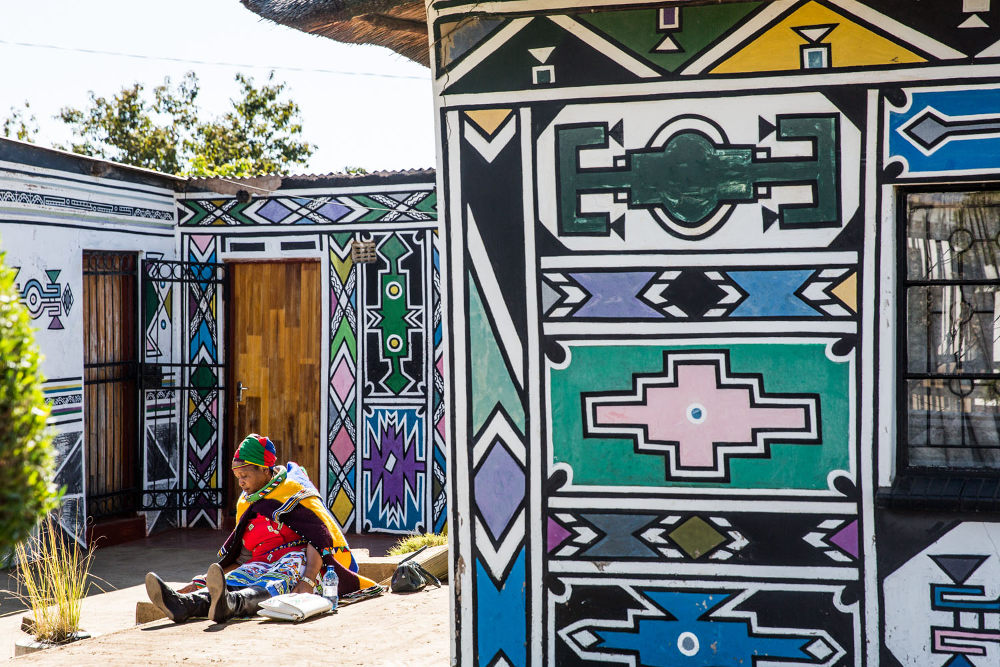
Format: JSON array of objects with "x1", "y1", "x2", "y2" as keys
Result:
[
  {"x1": 190, "y1": 362, "x2": 217, "y2": 399},
  {"x1": 668, "y1": 516, "x2": 726, "y2": 559},
  {"x1": 190, "y1": 415, "x2": 214, "y2": 448}
]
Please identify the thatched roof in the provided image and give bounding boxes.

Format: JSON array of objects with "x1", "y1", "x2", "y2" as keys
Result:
[
  {"x1": 240, "y1": 0, "x2": 790, "y2": 68},
  {"x1": 241, "y1": 0, "x2": 429, "y2": 66}
]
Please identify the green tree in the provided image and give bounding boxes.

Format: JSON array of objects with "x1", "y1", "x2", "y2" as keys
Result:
[
  {"x1": 57, "y1": 73, "x2": 198, "y2": 174},
  {"x1": 186, "y1": 73, "x2": 314, "y2": 177},
  {"x1": 54, "y1": 71, "x2": 314, "y2": 177},
  {"x1": 0, "y1": 250, "x2": 59, "y2": 550},
  {"x1": 2, "y1": 102, "x2": 39, "y2": 143}
]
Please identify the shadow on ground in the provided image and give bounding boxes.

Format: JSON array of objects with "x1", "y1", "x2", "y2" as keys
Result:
[{"x1": 1, "y1": 528, "x2": 399, "y2": 618}]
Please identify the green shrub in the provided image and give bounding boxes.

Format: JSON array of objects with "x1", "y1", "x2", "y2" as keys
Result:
[{"x1": 0, "y1": 250, "x2": 59, "y2": 550}]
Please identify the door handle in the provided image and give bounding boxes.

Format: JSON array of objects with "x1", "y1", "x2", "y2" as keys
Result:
[{"x1": 236, "y1": 381, "x2": 249, "y2": 403}]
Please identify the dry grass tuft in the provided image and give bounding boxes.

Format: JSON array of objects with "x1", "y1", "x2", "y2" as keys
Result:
[{"x1": 12, "y1": 515, "x2": 95, "y2": 643}]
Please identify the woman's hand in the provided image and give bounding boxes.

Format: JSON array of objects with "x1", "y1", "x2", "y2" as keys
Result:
[{"x1": 292, "y1": 580, "x2": 315, "y2": 594}]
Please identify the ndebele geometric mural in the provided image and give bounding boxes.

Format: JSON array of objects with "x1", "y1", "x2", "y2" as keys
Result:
[{"x1": 175, "y1": 176, "x2": 444, "y2": 534}]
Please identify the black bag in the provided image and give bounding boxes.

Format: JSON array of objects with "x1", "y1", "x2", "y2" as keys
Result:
[{"x1": 390, "y1": 545, "x2": 442, "y2": 593}]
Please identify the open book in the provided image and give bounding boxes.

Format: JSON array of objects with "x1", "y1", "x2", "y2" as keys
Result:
[{"x1": 256, "y1": 593, "x2": 333, "y2": 622}]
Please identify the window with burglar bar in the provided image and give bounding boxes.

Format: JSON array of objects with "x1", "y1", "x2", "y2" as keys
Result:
[{"x1": 900, "y1": 189, "x2": 1000, "y2": 473}]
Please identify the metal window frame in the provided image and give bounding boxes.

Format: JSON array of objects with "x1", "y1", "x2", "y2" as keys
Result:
[{"x1": 882, "y1": 184, "x2": 1000, "y2": 511}]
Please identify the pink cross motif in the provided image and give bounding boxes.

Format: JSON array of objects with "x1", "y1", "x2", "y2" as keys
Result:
[{"x1": 584, "y1": 351, "x2": 819, "y2": 479}]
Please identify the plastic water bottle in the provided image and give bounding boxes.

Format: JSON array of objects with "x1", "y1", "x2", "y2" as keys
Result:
[{"x1": 321, "y1": 567, "x2": 339, "y2": 610}]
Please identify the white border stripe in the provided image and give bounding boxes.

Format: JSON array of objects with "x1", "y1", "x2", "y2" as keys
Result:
[
  {"x1": 549, "y1": 561, "x2": 859, "y2": 580},
  {"x1": 467, "y1": 206, "x2": 525, "y2": 388},
  {"x1": 548, "y1": 15, "x2": 661, "y2": 78}
]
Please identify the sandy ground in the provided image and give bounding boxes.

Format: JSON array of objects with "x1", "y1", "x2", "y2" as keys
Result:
[
  {"x1": 2, "y1": 529, "x2": 451, "y2": 665},
  {"x1": 11, "y1": 585, "x2": 451, "y2": 666}
]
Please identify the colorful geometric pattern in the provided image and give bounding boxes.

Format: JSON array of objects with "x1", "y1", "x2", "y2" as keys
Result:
[
  {"x1": 363, "y1": 233, "x2": 425, "y2": 395},
  {"x1": 552, "y1": 341, "x2": 850, "y2": 490},
  {"x1": 143, "y1": 268, "x2": 173, "y2": 359},
  {"x1": 41, "y1": 378, "x2": 83, "y2": 426},
  {"x1": 534, "y1": 92, "x2": 861, "y2": 253},
  {"x1": 583, "y1": 350, "x2": 821, "y2": 480},
  {"x1": 12, "y1": 267, "x2": 72, "y2": 329},
  {"x1": 431, "y1": 238, "x2": 448, "y2": 533},
  {"x1": 887, "y1": 85, "x2": 1000, "y2": 177},
  {"x1": 548, "y1": 512, "x2": 748, "y2": 561},
  {"x1": 703, "y1": 0, "x2": 931, "y2": 74},
  {"x1": 558, "y1": 585, "x2": 845, "y2": 667},
  {"x1": 803, "y1": 518, "x2": 859, "y2": 562},
  {"x1": 435, "y1": 0, "x2": 976, "y2": 93},
  {"x1": 361, "y1": 406, "x2": 427, "y2": 533},
  {"x1": 423, "y1": 0, "x2": 1000, "y2": 664},
  {"x1": 183, "y1": 234, "x2": 223, "y2": 529},
  {"x1": 546, "y1": 509, "x2": 865, "y2": 568},
  {"x1": 579, "y1": 3, "x2": 759, "y2": 73},
  {"x1": 473, "y1": 407, "x2": 526, "y2": 580},
  {"x1": 554, "y1": 113, "x2": 840, "y2": 240},
  {"x1": 885, "y1": 522, "x2": 1000, "y2": 666},
  {"x1": 177, "y1": 191, "x2": 436, "y2": 226},
  {"x1": 327, "y1": 232, "x2": 359, "y2": 530},
  {"x1": 541, "y1": 266, "x2": 857, "y2": 320},
  {"x1": 476, "y1": 549, "x2": 527, "y2": 667}
]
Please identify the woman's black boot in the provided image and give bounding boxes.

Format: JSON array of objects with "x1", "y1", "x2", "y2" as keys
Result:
[
  {"x1": 144, "y1": 572, "x2": 211, "y2": 622},
  {"x1": 210, "y1": 586, "x2": 270, "y2": 623},
  {"x1": 206, "y1": 562, "x2": 270, "y2": 623}
]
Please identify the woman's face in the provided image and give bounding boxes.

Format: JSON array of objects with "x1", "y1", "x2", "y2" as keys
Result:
[{"x1": 233, "y1": 465, "x2": 272, "y2": 494}]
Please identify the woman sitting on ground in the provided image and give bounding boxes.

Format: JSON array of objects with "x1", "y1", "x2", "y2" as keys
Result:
[{"x1": 145, "y1": 433, "x2": 379, "y2": 623}]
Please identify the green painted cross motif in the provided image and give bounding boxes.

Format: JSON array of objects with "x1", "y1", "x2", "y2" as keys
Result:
[
  {"x1": 556, "y1": 115, "x2": 839, "y2": 239},
  {"x1": 375, "y1": 234, "x2": 414, "y2": 394}
]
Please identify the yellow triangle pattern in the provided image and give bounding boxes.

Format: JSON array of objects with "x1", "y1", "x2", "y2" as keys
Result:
[
  {"x1": 830, "y1": 271, "x2": 857, "y2": 313},
  {"x1": 711, "y1": 1, "x2": 925, "y2": 74},
  {"x1": 332, "y1": 253, "x2": 354, "y2": 286},
  {"x1": 331, "y1": 486, "x2": 354, "y2": 527},
  {"x1": 464, "y1": 109, "x2": 513, "y2": 137}
]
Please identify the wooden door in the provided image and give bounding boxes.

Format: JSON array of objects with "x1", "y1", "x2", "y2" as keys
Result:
[{"x1": 227, "y1": 261, "x2": 321, "y2": 509}]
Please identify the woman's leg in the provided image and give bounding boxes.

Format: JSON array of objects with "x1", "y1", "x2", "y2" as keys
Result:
[
  {"x1": 144, "y1": 572, "x2": 211, "y2": 622},
  {"x1": 205, "y1": 552, "x2": 306, "y2": 622}
]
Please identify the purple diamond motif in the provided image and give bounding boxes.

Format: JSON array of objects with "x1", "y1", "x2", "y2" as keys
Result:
[
  {"x1": 257, "y1": 199, "x2": 293, "y2": 223},
  {"x1": 475, "y1": 440, "x2": 524, "y2": 541},
  {"x1": 316, "y1": 201, "x2": 350, "y2": 222}
]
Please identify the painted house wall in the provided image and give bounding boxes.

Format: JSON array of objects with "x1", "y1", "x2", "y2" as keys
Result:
[
  {"x1": 429, "y1": 1, "x2": 1000, "y2": 665},
  {"x1": 175, "y1": 172, "x2": 446, "y2": 535},
  {"x1": 1, "y1": 140, "x2": 447, "y2": 542},
  {"x1": 0, "y1": 140, "x2": 178, "y2": 544}
]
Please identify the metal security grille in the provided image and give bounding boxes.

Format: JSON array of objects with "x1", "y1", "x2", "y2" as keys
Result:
[
  {"x1": 900, "y1": 189, "x2": 1000, "y2": 472},
  {"x1": 139, "y1": 258, "x2": 226, "y2": 514},
  {"x1": 83, "y1": 251, "x2": 140, "y2": 519}
]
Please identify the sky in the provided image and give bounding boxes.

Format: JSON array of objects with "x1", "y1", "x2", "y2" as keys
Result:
[{"x1": 0, "y1": 0, "x2": 436, "y2": 174}]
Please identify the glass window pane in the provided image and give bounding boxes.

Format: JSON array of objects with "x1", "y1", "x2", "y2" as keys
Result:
[
  {"x1": 906, "y1": 191, "x2": 1000, "y2": 281},
  {"x1": 906, "y1": 378, "x2": 1000, "y2": 469},
  {"x1": 906, "y1": 284, "x2": 1000, "y2": 374}
]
